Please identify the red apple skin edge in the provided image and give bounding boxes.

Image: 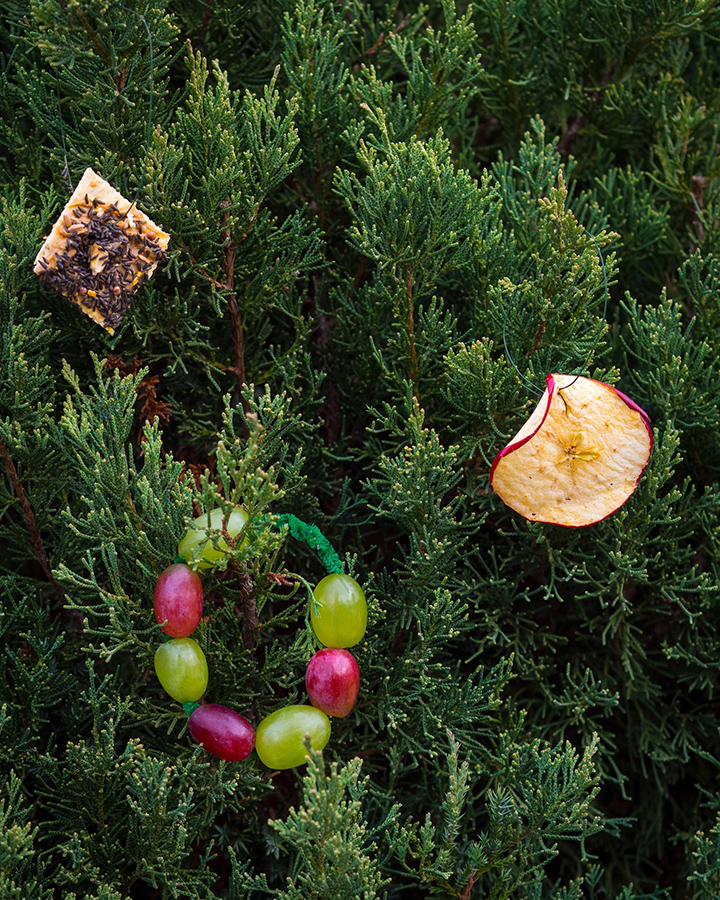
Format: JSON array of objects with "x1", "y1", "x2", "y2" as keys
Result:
[
  {"x1": 489, "y1": 374, "x2": 654, "y2": 529},
  {"x1": 490, "y1": 373, "x2": 557, "y2": 472},
  {"x1": 306, "y1": 648, "x2": 360, "y2": 718}
]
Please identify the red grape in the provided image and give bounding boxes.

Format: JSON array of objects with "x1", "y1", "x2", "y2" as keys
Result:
[
  {"x1": 154, "y1": 563, "x2": 204, "y2": 638},
  {"x1": 306, "y1": 648, "x2": 359, "y2": 717},
  {"x1": 188, "y1": 704, "x2": 255, "y2": 762}
]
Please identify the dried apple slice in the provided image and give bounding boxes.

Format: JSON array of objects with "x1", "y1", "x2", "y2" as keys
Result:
[{"x1": 490, "y1": 374, "x2": 653, "y2": 527}]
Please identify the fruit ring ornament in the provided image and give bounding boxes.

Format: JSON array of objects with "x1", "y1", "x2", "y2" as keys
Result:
[
  {"x1": 490, "y1": 374, "x2": 653, "y2": 527},
  {"x1": 151, "y1": 509, "x2": 366, "y2": 768}
]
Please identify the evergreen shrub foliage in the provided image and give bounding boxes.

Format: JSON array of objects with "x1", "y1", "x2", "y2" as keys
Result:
[{"x1": 1, "y1": 0, "x2": 719, "y2": 897}]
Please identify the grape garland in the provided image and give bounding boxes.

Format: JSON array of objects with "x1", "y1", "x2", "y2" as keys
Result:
[{"x1": 152, "y1": 509, "x2": 366, "y2": 768}]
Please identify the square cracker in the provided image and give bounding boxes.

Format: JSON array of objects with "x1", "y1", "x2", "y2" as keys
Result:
[{"x1": 33, "y1": 167, "x2": 170, "y2": 334}]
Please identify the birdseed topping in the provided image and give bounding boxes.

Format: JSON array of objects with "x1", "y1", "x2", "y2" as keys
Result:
[{"x1": 35, "y1": 199, "x2": 166, "y2": 330}]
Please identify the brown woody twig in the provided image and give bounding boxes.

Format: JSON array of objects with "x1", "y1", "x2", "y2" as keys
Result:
[
  {"x1": 557, "y1": 62, "x2": 617, "y2": 155},
  {"x1": 0, "y1": 434, "x2": 66, "y2": 604},
  {"x1": 235, "y1": 568, "x2": 259, "y2": 653}
]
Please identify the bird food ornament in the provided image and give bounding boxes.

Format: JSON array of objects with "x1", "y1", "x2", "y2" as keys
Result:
[
  {"x1": 490, "y1": 373, "x2": 653, "y2": 527},
  {"x1": 493, "y1": 226, "x2": 654, "y2": 527},
  {"x1": 152, "y1": 510, "x2": 367, "y2": 769},
  {"x1": 33, "y1": 167, "x2": 169, "y2": 333}
]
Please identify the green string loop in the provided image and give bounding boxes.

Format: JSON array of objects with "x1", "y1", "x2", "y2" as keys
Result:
[
  {"x1": 502, "y1": 229, "x2": 609, "y2": 397},
  {"x1": 271, "y1": 514, "x2": 344, "y2": 574},
  {"x1": 51, "y1": 4, "x2": 154, "y2": 206}
]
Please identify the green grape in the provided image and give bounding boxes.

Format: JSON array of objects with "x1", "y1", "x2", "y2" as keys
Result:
[
  {"x1": 178, "y1": 507, "x2": 248, "y2": 570},
  {"x1": 311, "y1": 573, "x2": 367, "y2": 648},
  {"x1": 154, "y1": 637, "x2": 208, "y2": 703},
  {"x1": 255, "y1": 705, "x2": 331, "y2": 769}
]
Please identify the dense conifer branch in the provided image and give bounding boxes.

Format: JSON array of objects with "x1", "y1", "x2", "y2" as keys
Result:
[{"x1": 221, "y1": 200, "x2": 250, "y2": 426}]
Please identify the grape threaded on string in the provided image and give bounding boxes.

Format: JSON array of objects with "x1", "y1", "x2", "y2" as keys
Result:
[{"x1": 154, "y1": 563, "x2": 203, "y2": 637}]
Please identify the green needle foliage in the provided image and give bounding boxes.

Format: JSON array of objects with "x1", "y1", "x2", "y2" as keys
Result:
[
  {"x1": 232, "y1": 745, "x2": 389, "y2": 899},
  {"x1": 1, "y1": 0, "x2": 720, "y2": 898}
]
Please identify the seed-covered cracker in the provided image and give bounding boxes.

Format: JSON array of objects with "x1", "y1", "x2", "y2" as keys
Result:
[{"x1": 33, "y1": 167, "x2": 170, "y2": 334}]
